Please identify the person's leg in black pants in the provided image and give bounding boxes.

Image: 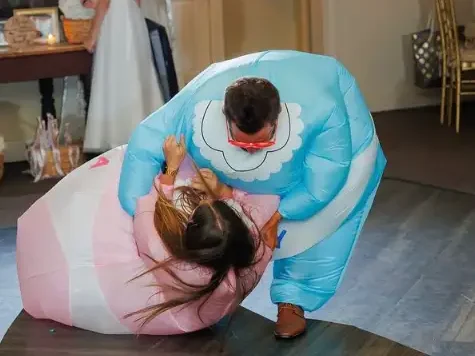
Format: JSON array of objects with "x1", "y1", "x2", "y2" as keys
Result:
[
  {"x1": 38, "y1": 78, "x2": 56, "y2": 121},
  {"x1": 79, "y1": 73, "x2": 98, "y2": 161},
  {"x1": 39, "y1": 75, "x2": 92, "y2": 121},
  {"x1": 80, "y1": 73, "x2": 92, "y2": 124}
]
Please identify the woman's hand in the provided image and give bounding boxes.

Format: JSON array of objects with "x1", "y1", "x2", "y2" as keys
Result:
[
  {"x1": 163, "y1": 135, "x2": 186, "y2": 170},
  {"x1": 191, "y1": 169, "x2": 233, "y2": 198},
  {"x1": 83, "y1": 36, "x2": 96, "y2": 53},
  {"x1": 83, "y1": 0, "x2": 109, "y2": 53}
]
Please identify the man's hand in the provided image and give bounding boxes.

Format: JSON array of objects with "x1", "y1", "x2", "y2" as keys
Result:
[{"x1": 261, "y1": 211, "x2": 282, "y2": 250}]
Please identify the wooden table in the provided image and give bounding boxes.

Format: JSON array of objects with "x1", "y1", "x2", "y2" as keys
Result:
[
  {"x1": 0, "y1": 309, "x2": 426, "y2": 356},
  {"x1": 0, "y1": 43, "x2": 93, "y2": 119},
  {"x1": 0, "y1": 44, "x2": 92, "y2": 83}
]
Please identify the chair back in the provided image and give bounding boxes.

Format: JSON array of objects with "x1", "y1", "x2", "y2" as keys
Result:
[{"x1": 435, "y1": 0, "x2": 461, "y2": 67}]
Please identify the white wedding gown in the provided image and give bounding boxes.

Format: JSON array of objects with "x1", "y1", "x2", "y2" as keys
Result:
[{"x1": 84, "y1": 0, "x2": 164, "y2": 152}]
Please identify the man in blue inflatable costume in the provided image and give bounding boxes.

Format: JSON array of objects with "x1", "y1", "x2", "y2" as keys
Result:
[{"x1": 119, "y1": 50, "x2": 386, "y2": 339}]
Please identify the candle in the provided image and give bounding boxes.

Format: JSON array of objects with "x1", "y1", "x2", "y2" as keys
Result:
[{"x1": 47, "y1": 34, "x2": 56, "y2": 45}]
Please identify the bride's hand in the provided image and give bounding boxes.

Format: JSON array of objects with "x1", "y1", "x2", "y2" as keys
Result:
[
  {"x1": 163, "y1": 135, "x2": 186, "y2": 170},
  {"x1": 83, "y1": 36, "x2": 96, "y2": 53}
]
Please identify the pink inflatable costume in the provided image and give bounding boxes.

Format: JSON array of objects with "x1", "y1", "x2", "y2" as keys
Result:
[{"x1": 17, "y1": 146, "x2": 279, "y2": 335}]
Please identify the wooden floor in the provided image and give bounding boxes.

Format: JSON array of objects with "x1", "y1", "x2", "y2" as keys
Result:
[
  {"x1": 373, "y1": 104, "x2": 475, "y2": 196},
  {"x1": 0, "y1": 161, "x2": 58, "y2": 228},
  {"x1": 0, "y1": 309, "x2": 424, "y2": 356}
]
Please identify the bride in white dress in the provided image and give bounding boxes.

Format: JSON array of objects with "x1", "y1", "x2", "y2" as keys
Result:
[{"x1": 82, "y1": 0, "x2": 164, "y2": 152}]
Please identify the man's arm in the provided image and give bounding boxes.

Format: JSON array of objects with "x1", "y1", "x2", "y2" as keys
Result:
[
  {"x1": 119, "y1": 63, "x2": 218, "y2": 216},
  {"x1": 118, "y1": 110, "x2": 178, "y2": 216},
  {"x1": 118, "y1": 79, "x2": 193, "y2": 217},
  {"x1": 278, "y1": 104, "x2": 352, "y2": 221}
]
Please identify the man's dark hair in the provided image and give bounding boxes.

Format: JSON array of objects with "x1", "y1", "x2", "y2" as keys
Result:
[{"x1": 223, "y1": 77, "x2": 281, "y2": 135}]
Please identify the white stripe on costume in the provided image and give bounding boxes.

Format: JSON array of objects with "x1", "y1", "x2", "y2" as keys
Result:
[
  {"x1": 273, "y1": 130, "x2": 379, "y2": 260},
  {"x1": 44, "y1": 146, "x2": 129, "y2": 334}
]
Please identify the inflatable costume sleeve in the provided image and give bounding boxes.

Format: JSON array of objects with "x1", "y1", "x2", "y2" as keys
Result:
[
  {"x1": 336, "y1": 61, "x2": 375, "y2": 155},
  {"x1": 119, "y1": 65, "x2": 217, "y2": 216},
  {"x1": 119, "y1": 109, "x2": 178, "y2": 216},
  {"x1": 278, "y1": 104, "x2": 352, "y2": 221}
]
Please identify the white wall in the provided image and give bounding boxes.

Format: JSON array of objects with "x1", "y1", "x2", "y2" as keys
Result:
[{"x1": 323, "y1": 0, "x2": 475, "y2": 112}]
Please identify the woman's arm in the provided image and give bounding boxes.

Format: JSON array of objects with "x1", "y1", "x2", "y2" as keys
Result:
[
  {"x1": 160, "y1": 135, "x2": 185, "y2": 186},
  {"x1": 84, "y1": 0, "x2": 110, "y2": 53},
  {"x1": 159, "y1": 167, "x2": 178, "y2": 186},
  {"x1": 229, "y1": 188, "x2": 280, "y2": 251},
  {"x1": 231, "y1": 189, "x2": 279, "y2": 227}
]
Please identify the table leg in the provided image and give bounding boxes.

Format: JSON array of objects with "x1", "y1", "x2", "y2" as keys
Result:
[{"x1": 38, "y1": 78, "x2": 56, "y2": 120}]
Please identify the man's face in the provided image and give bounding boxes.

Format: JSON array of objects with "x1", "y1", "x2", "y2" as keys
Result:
[{"x1": 228, "y1": 121, "x2": 276, "y2": 154}]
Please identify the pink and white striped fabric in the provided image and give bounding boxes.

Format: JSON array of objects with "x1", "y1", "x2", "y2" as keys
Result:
[{"x1": 16, "y1": 146, "x2": 279, "y2": 335}]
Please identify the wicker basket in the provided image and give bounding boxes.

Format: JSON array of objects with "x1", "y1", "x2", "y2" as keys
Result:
[
  {"x1": 27, "y1": 144, "x2": 84, "y2": 182},
  {"x1": 26, "y1": 115, "x2": 84, "y2": 181},
  {"x1": 62, "y1": 18, "x2": 92, "y2": 44},
  {"x1": 42, "y1": 145, "x2": 83, "y2": 178}
]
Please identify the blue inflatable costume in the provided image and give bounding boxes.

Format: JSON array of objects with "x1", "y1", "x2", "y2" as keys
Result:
[{"x1": 119, "y1": 51, "x2": 386, "y2": 318}]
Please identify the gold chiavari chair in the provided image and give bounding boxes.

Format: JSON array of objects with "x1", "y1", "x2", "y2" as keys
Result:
[{"x1": 436, "y1": 0, "x2": 475, "y2": 133}]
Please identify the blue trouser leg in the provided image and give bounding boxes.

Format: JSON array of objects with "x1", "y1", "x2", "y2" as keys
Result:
[
  {"x1": 270, "y1": 206, "x2": 367, "y2": 311},
  {"x1": 271, "y1": 149, "x2": 385, "y2": 312}
]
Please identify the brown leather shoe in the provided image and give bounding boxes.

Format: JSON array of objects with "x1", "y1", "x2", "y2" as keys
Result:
[{"x1": 274, "y1": 303, "x2": 306, "y2": 339}]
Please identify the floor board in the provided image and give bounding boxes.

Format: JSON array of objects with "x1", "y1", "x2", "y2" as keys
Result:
[{"x1": 0, "y1": 310, "x2": 424, "y2": 356}]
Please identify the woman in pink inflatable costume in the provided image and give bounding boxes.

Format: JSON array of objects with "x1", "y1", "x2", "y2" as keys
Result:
[
  {"x1": 129, "y1": 135, "x2": 279, "y2": 330},
  {"x1": 17, "y1": 135, "x2": 279, "y2": 335}
]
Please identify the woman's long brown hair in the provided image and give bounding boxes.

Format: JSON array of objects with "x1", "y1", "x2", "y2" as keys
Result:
[{"x1": 125, "y1": 165, "x2": 264, "y2": 331}]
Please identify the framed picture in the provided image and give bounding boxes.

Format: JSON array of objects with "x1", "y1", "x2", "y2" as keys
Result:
[
  {"x1": 13, "y1": 7, "x2": 60, "y2": 44},
  {"x1": 0, "y1": 20, "x2": 7, "y2": 46}
]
